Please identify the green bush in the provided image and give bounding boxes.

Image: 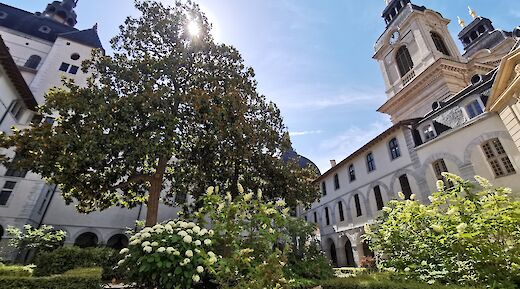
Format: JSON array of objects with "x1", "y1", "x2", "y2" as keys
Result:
[
  {"x1": 0, "y1": 275, "x2": 102, "y2": 289},
  {"x1": 288, "y1": 278, "x2": 317, "y2": 289},
  {"x1": 0, "y1": 263, "x2": 33, "y2": 277},
  {"x1": 320, "y1": 274, "x2": 481, "y2": 289},
  {"x1": 365, "y1": 174, "x2": 520, "y2": 288},
  {"x1": 33, "y1": 246, "x2": 122, "y2": 280}
]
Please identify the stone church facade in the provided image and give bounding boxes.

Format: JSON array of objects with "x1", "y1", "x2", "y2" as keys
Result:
[{"x1": 299, "y1": 0, "x2": 520, "y2": 267}]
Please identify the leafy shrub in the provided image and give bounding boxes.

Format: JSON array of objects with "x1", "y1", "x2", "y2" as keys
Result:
[
  {"x1": 6, "y1": 224, "x2": 66, "y2": 253},
  {"x1": 285, "y1": 218, "x2": 334, "y2": 281},
  {"x1": 62, "y1": 267, "x2": 103, "y2": 277},
  {"x1": 0, "y1": 263, "x2": 33, "y2": 277},
  {"x1": 320, "y1": 274, "x2": 481, "y2": 289},
  {"x1": 365, "y1": 174, "x2": 520, "y2": 288},
  {"x1": 0, "y1": 266, "x2": 102, "y2": 289},
  {"x1": 119, "y1": 220, "x2": 218, "y2": 289},
  {"x1": 334, "y1": 267, "x2": 368, "y2": 278},
  {"x1": 33, "y1": 246, "x2": 122, "y2": 280},
  {"x1": 359, "y1": 256, "x2": 376, "y2": 269},
  {"x1": 288, "y1": 278, "x2": 317, "y2": 289}
]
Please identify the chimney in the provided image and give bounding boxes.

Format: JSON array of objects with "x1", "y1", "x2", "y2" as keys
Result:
[{"x1": 330, "y1": 160, "x2": 337, "y2": 167}]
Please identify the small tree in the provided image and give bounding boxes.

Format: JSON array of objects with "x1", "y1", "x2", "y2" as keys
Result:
[
  {"x1": 364, "y1": 173, "x2": 520, "y2": 288},
  {"x1": 4, "y1": 0, "x2": 317, "y2": 226},
  {"x1": 7, "y1": 225, "x2": 66, "y2": 254}
]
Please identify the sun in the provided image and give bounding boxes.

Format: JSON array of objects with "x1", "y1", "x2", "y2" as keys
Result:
[{"x1": 187, "y1": 20, "x2": 200, "y2": 37}]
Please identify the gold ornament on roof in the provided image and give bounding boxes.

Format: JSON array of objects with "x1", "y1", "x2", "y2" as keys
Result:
[
  {"x1": 458, "y1": 17, "x2": 466, "y2": 28},
  {"x1": 468, "y1": 6, "x2": 477, "y2": 20}
]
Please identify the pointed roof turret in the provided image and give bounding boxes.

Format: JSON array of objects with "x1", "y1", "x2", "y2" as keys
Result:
[{"x1": 42, "y1": 0, "x2": 78, "y2": 27}]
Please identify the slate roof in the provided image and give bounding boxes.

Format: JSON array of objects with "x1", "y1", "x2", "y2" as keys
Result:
[
  {"x1": 282, "y1": 150, "x2": 321, "y2": 176},
  {"x1": 0, "y1": 36, "x2": 37, "y2": 109},
  {"x1": 0, "y1": 3, "x2": 103, "y2": 49}
]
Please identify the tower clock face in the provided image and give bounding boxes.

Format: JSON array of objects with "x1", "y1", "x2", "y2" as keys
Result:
[{"x1": 389, "y1": 31, "x2": 400, "y2": 45}]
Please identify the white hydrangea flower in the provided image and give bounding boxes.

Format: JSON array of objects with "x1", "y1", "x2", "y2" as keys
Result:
[
  {"x1": 183, "y1": 235, "x2": 193, "y2": 243},
  {"x1": 243, "y1": 192, "x2": 254, "y2": 202},
  {"x1": 410, "y1": 194, "x2": 416, "y2": 200},
  {"x1": 142, "y1": 232, "x2": 151, "y2": 238},
  {"x1": 196, "y1": 266, "x2": 204, "y2": 273},
  {"x1": 152, "y1": 224, "x2": 163, "y2": 230},
  {"x1": 436, "y1": 180, "x2": 445, "y2": 191},
  {"x1": 398, "y1": 191, "x2": 405, "y2": 200},
  {"x1": 185, "y1": 250, "x2": 194, "y2": 257},
  {"x1": 157, "y1": 247, "x2": 166, "y2": 253},
  {"x1": 151, "y1": 242, "x2": 159, "y2": 247},
  {"x1": 206, "y1": 186, "x2": 214, "y2": 195},
  {"x1": 178, "y1": 231, "x2": 188, "y2": 237},
  {"x1": 179, "y1": 222, "x2": 188, "y2": 228},
  {"x1": 187, "y1": 222, "x2": 196, "y2": 228},
  {"x1": 164, "y1": 224, "x2": 173, "y2": 231},
  {"x1": 129, "y1": 239, "x2": 141, "y2": 246},
  {"x1": 192, "y1": 274, "x2": 200, "y2": 282},
  {"x1": 166, "y1": 247, "x2": 174, "y2": 254},
  {"x1": 204, "y1": 239, "x2": 212, "y2": 246},
  {"x1": 173, "y1": 250, "x2": 180, "y2": 256},
  {"x1": 198, "y1": 229, "x2": 207, "y2": 236},
  {"x1": 225, "y1": 192, "x2": 232, "y2": 202},
  {"x1": 192, "y1": 226, "x2": 201, "y2": 234},
  {"x1": 276, "y1": 200, "x2": 286, "y2": 207},
  {"x1": 237, "y1": 183, "x2": 244, "y2": 194},
  {"x1": 194, "y1": 240, "x2": 201, "y2": 246},
  {"x1": 456, "y1": 223, "x2": 467, "y2": 234},
  {"x1": 143, "y1": 246, "x2": 153, "y2": 253},
  {"x1": 141, "y1": 241, "x2": 151, "y2": 247},
  {"x1": 208, "y1": 251, "x2": 215, "y2": 258},
  {"x1": 117, "y1": 259, "x2": 125, "y2": 266},
  {"x1": 208, "y1": 230, "x2": 214, "y2": 237},
  {"x1": 257, "y1": 189, "x2": 263, "y2": 199},
  {"x1": 119, "y1": 248, "x2": 129, "y2": 254}
]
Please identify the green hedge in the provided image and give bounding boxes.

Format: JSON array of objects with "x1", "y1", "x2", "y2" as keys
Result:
[
  {"x1": 0, "y1": 267, "x2": 102, "y2": 289},
  {"x1": 0, "y1": 264, "x2": 33, "y2": 277},
  {"x1": 321, "y1": 276, "x2": 481, "y2": 289},
  {"x1": 33, "y1": 246, "x2": 122, "y2": 280}
]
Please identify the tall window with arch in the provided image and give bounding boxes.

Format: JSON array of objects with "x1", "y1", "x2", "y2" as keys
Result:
[
  {"x1": 396, "y1": 46, "x2": 414, "y2": 77},
  {"x1": 348, "y1": 164, "x2": 356, "y2": 181},
  {"x1": 334, "y1": 173, "x2": 340, "y2": 190},
  {"x1": 389, "y1": 137, "x2": 401, "y2": 160},
  {"x1": 432, "y1": 159, "x2": 453, "y2": 188},
  {"x1": 354, "y1": 194, "x2": 362, "y2": 217},
  {"x1": 325, "y1": 207, "x2": 330, "y2": 226},
  {"x1": 367, "y1": 153, "x2": 376, "y2": 172},
  {"x1": 338, "y1": 201, "x2": 345, "y2": 222},
  {"x1": 24, "y1": 55, "x2": 42, "y2": 69},
  {"x1": 399, "y1": 174, "x2": 413, "y2": 200},
  {"x1": 430, "y1": 32, "x2": 451, "y2": 56},
  {"x1": 374, "y1": 185, "x2": 384, "y2": 211},
  {"x1": 481, "y1": 138, "x2": 516, "y2": 178}
]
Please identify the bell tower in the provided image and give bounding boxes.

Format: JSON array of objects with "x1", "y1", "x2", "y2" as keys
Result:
[
  {"x1": 373, "y1": 0, "x2": 468, "y2": 123},
  {"x1": 42, "y1": 0, "x2": 79, "y2": 27}
]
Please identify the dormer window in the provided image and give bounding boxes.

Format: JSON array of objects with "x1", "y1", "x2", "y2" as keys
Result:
[
  {"x1": 465, "y1": 100, "x2": 484, "y2": 119},
  {"x1": 396, "y1": 46, "x2": 414, "y2": 77},
  {"x1": 423, "y1": 125, "x2": 436, "y2": 141},
  {"x1": 431, "y1": 32, "x2": 450, "y2": 56},
  {"x1": 0, "y1": 11, "x2": 7, "y2": 19}
]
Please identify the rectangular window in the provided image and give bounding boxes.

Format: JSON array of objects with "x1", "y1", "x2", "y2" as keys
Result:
[
  {"x1": 313, "y1": 212, "x2": 317, "y2": 223},
  {"x1": 10, "y1": 101, "x2": 25, "y2": 121},
  {"x1": 389, "y1": 138, "x2": 401, "y2": 160},
  {"x1": 59, "y1": 62, "x2": 70, "y2": 72},
  {"x1": 481, "y1": 138, "x2": 516, "y2": 178},
  {"x1": 334, "y1": 174, "x2": 340, "y2": 190},
  {"x1": 304, "y1": 216, "x2": 307, "y2": 222},
  {"x1": 5, "y1": 155, "x2": 28, "y2": 178},
  {"x1": 325, "y1": 207, "x2": 330, "y2": 226},
  {"x1": 423, "y1": 125, "x2": 436, "y2": 141},
  {"x1": 69, "y1": 65, "x2": 79, "y2": 75},
  {"x1": 466, "y1": 100, "x2": 484, "y2": 119},
  {"x1": 0, "y1": 181, "x2": 16, "y2": 206},
  {"x1": 38, "y1": 189, "x2": 53, "y2": 214},
  {"x1": 321, "y1": 182, "x2": 327, "y2": 196},
  {"x1": 354, "y1": 194, "x2": 362, "y2": 217},
  {"x1": 338, "y1": 201, "x2": 345, "y2": 221},
  {"x1": 374, "y1": 185, "x2": 384, "y2": 211}
]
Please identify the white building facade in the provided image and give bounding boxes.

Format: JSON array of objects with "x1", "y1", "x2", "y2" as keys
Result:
[{"x1": 300, "y1": 0, "x2": 520, "y2": 267}]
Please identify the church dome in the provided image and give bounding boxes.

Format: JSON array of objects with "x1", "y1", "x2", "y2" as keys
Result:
[{"x1": 282, "y1": 150, "x2": 321, "y2": 176}]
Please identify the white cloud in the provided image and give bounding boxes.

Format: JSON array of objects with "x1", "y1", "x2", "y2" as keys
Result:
[
  {"x1": 313, "y1": 118, "x2": 392, "y2": 173},
  {"x1": 289, "y1": 130, "x2": 323, "y2": 137}
]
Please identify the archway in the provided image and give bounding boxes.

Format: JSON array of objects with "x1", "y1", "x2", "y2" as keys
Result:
[
  {"x1": 74, "y1": 232, "x2": 98, "y2": 248},
  {"x1": 329, "y1": 242, "x2": 338, "y2": 267},
  {"x1": 345, "y1": 238, "x2": 356, "y2": 267},
  {"x1": 106, "y1": 234, "x2": 129, "y2": 250}
]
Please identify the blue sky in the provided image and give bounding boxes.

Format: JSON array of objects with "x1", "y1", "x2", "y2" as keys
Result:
[{"x1": 7, "y1": 0, "x2": 520, "y2": 172}]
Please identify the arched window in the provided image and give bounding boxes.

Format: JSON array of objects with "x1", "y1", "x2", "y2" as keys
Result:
[
  {"x1": 321, "y1": 182, "x2": 327, "y2": 196},
  {"x1": 374, "y1": 185, "x2": 384, "y2": 211},
  {"x1": 107, "y1": 234, "x2": 129, "y2": 250},
  {"x1": 24, "y1": 55, "x2": 42, "y2": 69},
  {"x1": 366, "y1": 153, "x2": 376, "y2": 172},
  {"x1": 398, "y1": 174, "x2": 412, "y2": 200},
  {"x1": 396, "y1": 46, "x2": 414, "y2": 77},
  {"x1": 354, "y1": 194, "x2": 362, "y2": 217},
  {"x1": 338, "y1": 201, "x2": 345, "y2": 222},
  {"x1": 325, "y1": 207, "x2": 330, "y2": 226},
  {"x1": 348, "y1": 164, "x2": 356, "y2": 181},
  {"x1": 329, "y1": 241, "x2": 338, "y2": 267},
  {"x1": 362, "y1": 241, "x2": 375, "y2": 258},
  {"x1": 481, "y1": 138, "x2": 516, "y2": 177},
  {"x1": 431, "y1": 32, "x2": 450, "y2": 56},
  {"x1": 334, "y1": 174, "x2": 340, "y2": 190},
  {"x1": 389, "y1": 138, "x2": 400, "y2": 160},
  {"x1": 74, "y1": 232, "x2": 98, "y2": 248}
]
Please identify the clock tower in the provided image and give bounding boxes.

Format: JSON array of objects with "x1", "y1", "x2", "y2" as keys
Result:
[{"x1": 374, "y1": 0, "x2": 468, "y2": 122}]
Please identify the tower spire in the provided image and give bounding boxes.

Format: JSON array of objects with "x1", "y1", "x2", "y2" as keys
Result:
[
  {"x1": 42, "y1": 0, "x2": 79, "y2": 27},
  {"x1": 468, "y1": 6, "x2": 477, "y2": 20},
  {"x1": 458, "y1": 16, "x2": 466, "y2": 28}
]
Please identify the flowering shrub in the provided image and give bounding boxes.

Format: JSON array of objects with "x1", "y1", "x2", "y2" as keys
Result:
[
  {"x1": 7, "y1": 224, "x2": 66, "y2": 253},
  {"x1": 118, "y1": 220, "x2": 218, "y2": 289},
  {"x1": 364, "y1": 174, "x2": 520, "y2": 288},
  {"x1": 192, "y1": 185, "x2": 293, "y2": 289}
]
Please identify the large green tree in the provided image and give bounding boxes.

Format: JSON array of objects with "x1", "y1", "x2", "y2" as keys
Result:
[{"x1": 4, "y1": 0, "x2": 318, "y2": 226}]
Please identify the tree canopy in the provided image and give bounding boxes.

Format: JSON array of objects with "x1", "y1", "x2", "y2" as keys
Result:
[{"x1": 4, "y1": 0, "x2": 318, "y2": 226}]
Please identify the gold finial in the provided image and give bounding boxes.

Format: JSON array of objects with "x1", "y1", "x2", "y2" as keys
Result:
[
  {"x1": 468, "y1": 6, "x2": 477, "y2": 20},
  {"x1": 458, "y1": 16, "x2": 466, "y2": 28}
]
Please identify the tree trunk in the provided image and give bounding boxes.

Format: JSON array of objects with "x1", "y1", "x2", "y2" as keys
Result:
[{"x1": 145, "y1": 157, "x2": 168, "y2": 227}]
